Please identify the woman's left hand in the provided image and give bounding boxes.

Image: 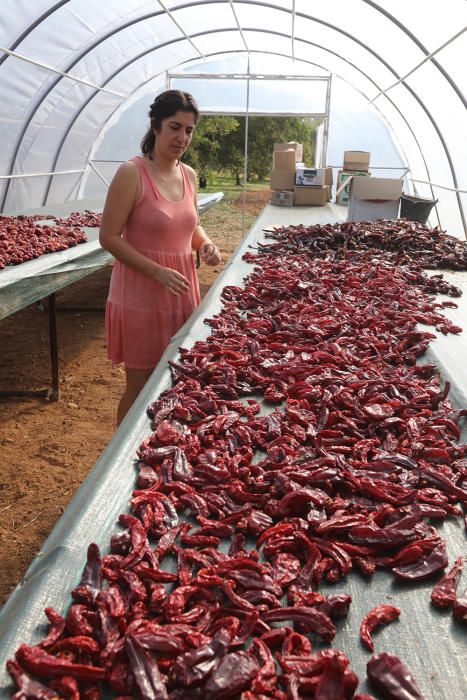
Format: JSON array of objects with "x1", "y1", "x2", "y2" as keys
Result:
[{"x1": 199, "y1": 242, "x2": 222, "y2": 266}]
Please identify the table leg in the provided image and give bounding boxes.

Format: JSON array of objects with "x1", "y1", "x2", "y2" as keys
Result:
[{"x1": 47, "y1": 293, "x2": 60, "y2": 401}]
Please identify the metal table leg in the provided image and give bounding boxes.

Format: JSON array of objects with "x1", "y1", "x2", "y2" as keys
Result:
[
  {"x1": 0, "y1": 293, "x2": 60, "y2": 401},
  {"x1": 47, "y1": 292, "x2": 60, "y2": 401}
]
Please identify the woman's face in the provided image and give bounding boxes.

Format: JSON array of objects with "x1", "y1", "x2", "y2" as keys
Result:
[{"x1": 155, "y1": 110, "x2": 196, "y2": 159}]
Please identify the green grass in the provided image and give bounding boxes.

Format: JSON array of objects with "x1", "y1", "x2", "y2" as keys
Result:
[{"x1": 202, "y1": 173, "x2": 270, "y2": 198}]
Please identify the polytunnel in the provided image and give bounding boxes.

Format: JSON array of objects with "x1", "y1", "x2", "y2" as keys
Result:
[
  {"x1": 1, "y1": 2, "x2": 467, "y2": 700},
  {"x1": 0, "y1": 1, "x2": 466, "y2": 236}
]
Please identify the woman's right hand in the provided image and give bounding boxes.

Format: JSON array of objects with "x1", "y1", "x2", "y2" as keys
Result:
[{"x1": 153, "y1": 266, "x2": 190, "y2": 295}]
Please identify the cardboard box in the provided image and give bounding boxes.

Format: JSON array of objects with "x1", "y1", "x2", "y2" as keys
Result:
[
  {"x1": 274, "y1": 142, "x2": 303, "y2": 162},
  {"x1": 335, "y1": 170, "x2": 370, "y2": 205},
  {"x1": 270, "y1": 170, "x2": 295, "y2": 190},
  {"x1": 295, "y1": 167, "x2": 325, "y2": 187},
  {"x1": 347, "y1": 176, "x2": 403, "y2": 222},
  {"x1": 343, "y1": 150, "x2": 370, "y2": 171},
  {"x1": 270, "y1": 190, "x2": 294, "y2": 207},
  {"x1": 294, "y1": 185, "x2": 327, "y2": 206},
  {"x1": 273, "y1": 149, "x2": 296, "y2": 171}
]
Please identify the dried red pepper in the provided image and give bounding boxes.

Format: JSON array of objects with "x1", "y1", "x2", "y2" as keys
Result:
[
  {"x1": 430, "y1": 555, "x2": 464, "y2": 608},
  {"x1": 360, "y1": 604, "x2": 401, "y2": 651},
  {"x1": 367, "y1": 652, "x2": 425, "y2": 699},
  {"x1": 453, "y1": 587, "x2": 467, "y2": 622},
  {"x1": 7, "y1": 216, "x2": 467, "y2": 699}
]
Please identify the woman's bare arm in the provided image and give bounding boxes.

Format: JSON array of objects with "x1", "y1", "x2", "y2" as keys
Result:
[{"x1": 186, "y1": 166, "x2": 222, "y2": 266}]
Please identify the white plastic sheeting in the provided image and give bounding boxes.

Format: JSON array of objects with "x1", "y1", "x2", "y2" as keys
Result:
[{"x1": 0, "y1": 1, "x2": 466, "y2": 236}]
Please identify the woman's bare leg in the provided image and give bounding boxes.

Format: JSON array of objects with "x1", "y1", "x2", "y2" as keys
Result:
[{"x1": 117, "y1": 367, "x2": 153, "y2": 427}]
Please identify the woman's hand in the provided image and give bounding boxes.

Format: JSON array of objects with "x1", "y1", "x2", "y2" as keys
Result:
[
  {"x1": 153, "y1": 266, "x2": 190, "y2": 295},
  {"x1": 199, "y1": 242, "x2": 222, "y2": 266}
]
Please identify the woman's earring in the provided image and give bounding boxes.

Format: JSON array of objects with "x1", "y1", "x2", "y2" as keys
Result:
[{"x1": 176, "y1": 159, "x2": 180, "y2": 167}]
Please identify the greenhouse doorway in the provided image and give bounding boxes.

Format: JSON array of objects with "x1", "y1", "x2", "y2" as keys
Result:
[{"x1": 168, "y1": 69, "x2": 331, "y2": 234}]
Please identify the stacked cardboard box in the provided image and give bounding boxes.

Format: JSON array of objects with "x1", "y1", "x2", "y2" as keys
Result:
[
  {"x1": 295, "y1": 167, "x2": 325, "y2": 187},
  {"x1": 347, "y1": 176, "x2": 403, "y2": 222},
  {"x1": 270, "y1": 143, "x2": 332, "y2": 207},
  {"x1": 275, "y1": 141, "x2": 303, "y2": 162},
  {"x1": 336, "y1": 151, "x2": 371, "y2": 205},
  {"x1": 343, "y1": 151, "x2": 370, "y2": 171},
  {"x1": 270, "y1": 142, "x2": 302, "y2": 206},
  {"x1": 293, "y1": 164, "x2": 327, "y2": 206},
  {"x1": 270, "y1": 191, "x2": 294, "y2": 207},
  {"x1": 294, "y1": 186, "x2": 327, "y2": 206},
  {"x1": 295, "y1": 164, "x2": 335, "y2": 206}
]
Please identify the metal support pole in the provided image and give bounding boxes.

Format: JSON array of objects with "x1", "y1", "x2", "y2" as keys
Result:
[
  {"x1": 88, "y1": 162, "x2": 110, "y2": 187},
  {"x1": 321, "y1": 76, "x2": 332, "y2": 167},
  {"x1": 0, "y1": 294, "x2": 60, "y2": 400},
  {"x1": 47, "y1": 293, "x2": 60, "y2": 402},
  {"x1": 242, "y1": 59, "x2": 251, "y2": 237}
]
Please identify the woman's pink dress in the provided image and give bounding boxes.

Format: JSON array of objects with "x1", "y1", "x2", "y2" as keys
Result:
[{"x1": 105, "y1": 156, "x2": 201, "y2": 369}]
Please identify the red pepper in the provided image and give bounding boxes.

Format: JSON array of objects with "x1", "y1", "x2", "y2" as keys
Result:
[
  {"x1": 430, "y1": 555, "x2": 464, "y2": 608},
  {"x1": 360, "y1": 604, "x2": 401, "y2": 651},
  {"x1": 15, "y1": 644, "x2": 105, "y2": 681},
  {"x1": 38, "y1": 608, "x2": 66, "y2": 650},
  {"x1": 6, "y1": 659, "x2": 58, "y2": 699},
  {"x1": 366, "y1": 652, "x2": 424, "y2": 699},
  {"x1": 453, "y1": 587, "x2": 467, "y2": 622}
]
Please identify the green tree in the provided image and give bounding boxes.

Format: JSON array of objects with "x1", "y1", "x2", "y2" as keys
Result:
[
  {"x1": 245, "y1": 116, "x2": 322, "y2": 180},
  {"x1": 186, "y1": 114, "x2": 323, "y2": 184},
  {"x1": 183, "y1": 115, "x2": 239, "y2": 185}
]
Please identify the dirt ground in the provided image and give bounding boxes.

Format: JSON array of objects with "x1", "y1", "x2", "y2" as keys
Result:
[{"x1": 0, "y1": 191, "x2": 270, "y2": 606}]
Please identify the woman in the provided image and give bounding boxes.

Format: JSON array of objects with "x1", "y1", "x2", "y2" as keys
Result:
[{"x1": 99, "y1": 90, "x2": 221, "y2": 426}]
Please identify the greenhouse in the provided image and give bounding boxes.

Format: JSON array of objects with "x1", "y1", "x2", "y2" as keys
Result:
[{"x1": 0, "y1": 2, "x2": 466, "y2": 698}]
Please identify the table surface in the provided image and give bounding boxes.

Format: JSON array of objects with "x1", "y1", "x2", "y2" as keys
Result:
[
  {"x1": 0, "y1": 193, "x2": 224, "y2": 320},
  {"x1": 0, "y1": 201, "x2": 466, "y2": 699}
]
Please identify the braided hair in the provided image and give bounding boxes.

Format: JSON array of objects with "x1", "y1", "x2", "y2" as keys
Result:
[{"x1": 140, "y1": 90, "x2": 199, "y2": 160}]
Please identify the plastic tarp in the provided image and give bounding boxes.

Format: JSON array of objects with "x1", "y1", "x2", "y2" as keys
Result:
[
  {"x1": 0, "y1": 201, "x2": 466, "y2": 698},
  {"x1": 0, "y1": 1, "x2": 465, "y2": 235}
]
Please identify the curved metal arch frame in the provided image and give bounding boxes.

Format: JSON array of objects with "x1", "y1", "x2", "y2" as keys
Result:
[
  {"x1": 40, "y1": 27, "x2": 456, "y2": 232},
  {"x1": 2, "y1": 1, "x2": 463, "y2": 184},
  {"x1": 0, "y1": 0, "x2": 69, "y2": 68},
  {"x1": 361, "y1": 0, "x2": 466, "y2": 110},
  {"x1": 1, "y1": 1, "x2": 464, "y2": 230},
  {"x1": 0, "y1": 8, "x2": 165, "y2": 210},
  {"x1": 3, "y1": 0, "x2": 465, "y2": 110},
  {"x1": 0, "y1": 2, "x2": 457, "y2": 184}
]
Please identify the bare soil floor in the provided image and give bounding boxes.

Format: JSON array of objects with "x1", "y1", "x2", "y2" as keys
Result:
[{"x1": 0, "y1": 191, "x2": 269, "y2": 606}]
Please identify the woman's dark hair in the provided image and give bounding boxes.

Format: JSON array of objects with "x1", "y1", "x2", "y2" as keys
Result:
[{"x1": 141, "y1": 90, "x2": 199, "y2": 159}]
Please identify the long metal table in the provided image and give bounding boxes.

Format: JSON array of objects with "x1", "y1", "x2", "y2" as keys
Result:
[
  {"x1": 0, "y1": 193, "x2": 224, "y2": 399},
  {"x1": 0, "y1": 202, "x2": 465, "y2": 698}
]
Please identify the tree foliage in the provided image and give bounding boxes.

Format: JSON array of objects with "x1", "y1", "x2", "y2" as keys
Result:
[
  {"x1": 183, "y1": 115, "x2": 239, "y2": 178},
  {"x1": 185, "y1": 114, "x2": 321, "y2": 184}
]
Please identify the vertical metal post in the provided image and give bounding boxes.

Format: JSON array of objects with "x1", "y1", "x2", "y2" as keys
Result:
[
  {"x1": 321, "y1": 76, "x2": 332, "y2": 168},
  {"x1": 47, "y1": 293, "x2": 60, "y2": 401},
  {"x1": 242, "y1": 58, "x2": 251, "y2": 236}
]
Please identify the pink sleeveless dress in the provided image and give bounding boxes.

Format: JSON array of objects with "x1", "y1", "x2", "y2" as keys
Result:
[{"x1": 105, "y1": 156, "x2": 201, "y2": 369}]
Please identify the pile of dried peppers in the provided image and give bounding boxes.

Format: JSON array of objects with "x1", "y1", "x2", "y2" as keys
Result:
[
  {"x1": 254, "y1": 219, "x2": 467, "y2": 271},
  {"x1": 0, "y1": 210, "x2": 101, "y2": 270},
  {"x1": 0, "y1": 214, "x2": 88, "y2": 269},
  {"x1": 7, "y1": 218, "x2": 467, "y2": 699}
]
